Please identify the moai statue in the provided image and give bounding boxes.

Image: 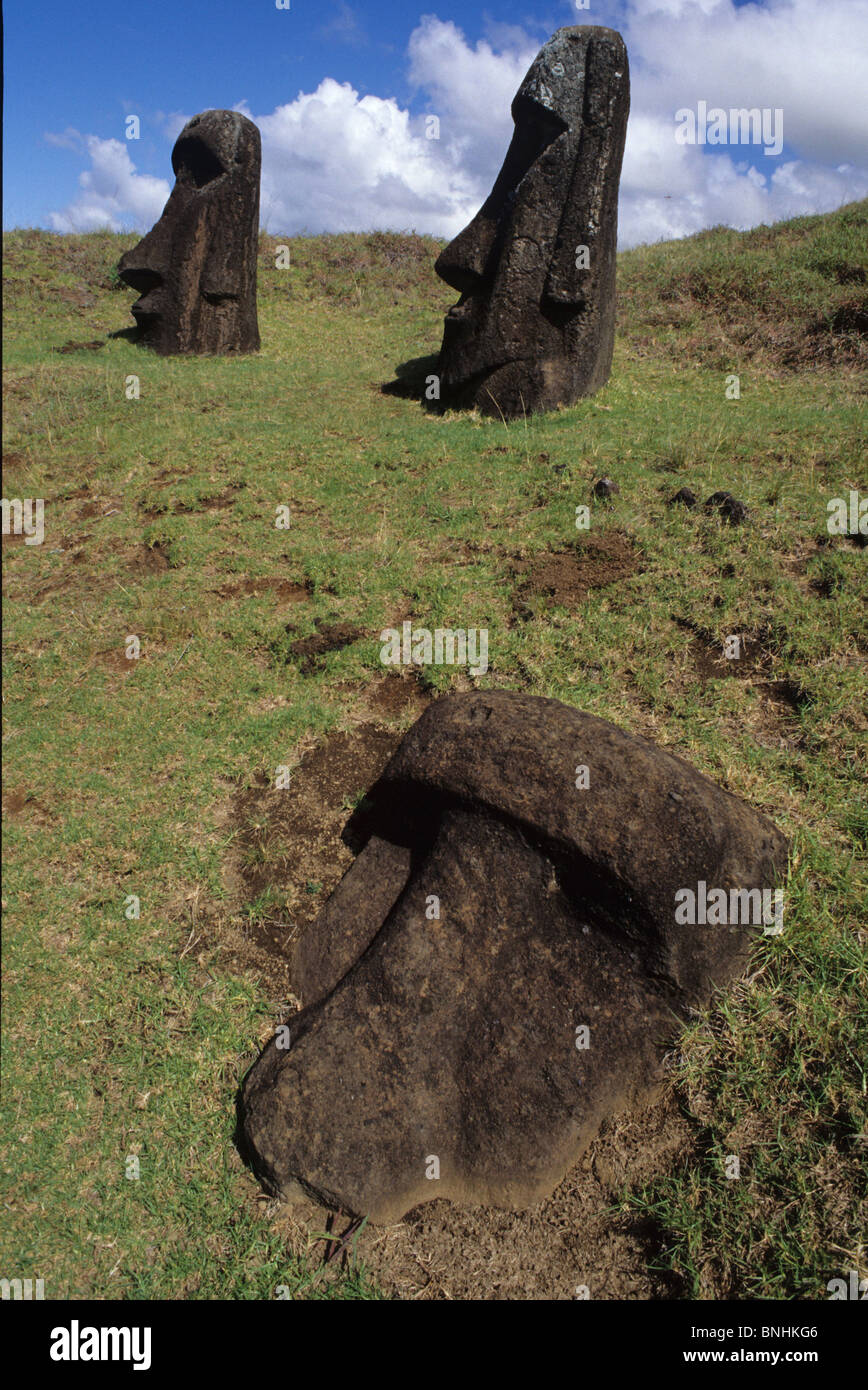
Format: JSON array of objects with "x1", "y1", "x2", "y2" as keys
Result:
[
  {"x1": 240, "y1": 691, "x2": 788, "y2": 1224},
  {"x1": 435, "y1": 27, "x2": 629, "y2": 418},
  {"x1": 118, "y1": 110, "x2": 261, "y2": 354}
]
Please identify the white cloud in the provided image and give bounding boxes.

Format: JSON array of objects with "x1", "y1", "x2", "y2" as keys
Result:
[
  {"x1": 48, "y1": 137, "x2": 170, "y2": 233},
  {"x1": 407, "y1": 16, "x2": 538, "y2": 183},
  {"x1": 251, "y1": 77, "x2": 480, "y2": 236},
  {"x1": 47, "y1": 3, "x2": 868, "y2": 246},
  {"x1": 618, "y1": 112, "x2": 868, "y2": 247},
  {"x1": 316, "y1": 2, "x2": 368, "y2": 47},
  {"x1": 624, "y1": 0, "x2": 868, "y2": 167},
  {"x1": 44, "y1": 127, "x2": 83, "y2": 152}
]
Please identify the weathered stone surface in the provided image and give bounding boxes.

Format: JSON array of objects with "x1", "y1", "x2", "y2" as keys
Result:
[
  {"x1": 118, "y1": 110, "x2": 260, "y2": 355},
  {"x1": 240, "y1": 691, "x2": 788, "y2": 1223},
  {"x1": 705, "y1": 491, "x2": 750, "y2": 525},
  {"x1": 593, "y1": 476, "x2": 620, "y2": 499},
  {"x1": 434, "y1": 27, "x2": 629, "y2": 418},
  {"x1": 669, "y1": 487, "x2": 698, "y2": 508}
]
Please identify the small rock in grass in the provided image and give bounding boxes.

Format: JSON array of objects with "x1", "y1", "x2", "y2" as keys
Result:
[
  {"x1": 705, "y1": 491, "x2": 749, "y2": 525},
  {"x1": 593, "y1": 477, "x2": 620, "y2": 500},
  {"x1": 668, "y1": 487, "x2": 697, "y2": 508},
  {"x1": 721, "y1": 498, "x2": 750, "y2": 525}
]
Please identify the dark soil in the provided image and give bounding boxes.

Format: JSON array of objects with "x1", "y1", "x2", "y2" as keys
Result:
[
  {"x1": 216, "y1": 577, "x2": 311, "y2": 603},
  {"x1": 276, "y1": 1090, "x2": 696, "y2": 1300},
  {"x1": 287, "y1": 621, "x2": 364, "y2": 672},
  {"x1": 224, "y1": 725, "x2": 399, "y2": 970},
  {"x1": 516, "y1": 530, "x2": 642, "y2": 609}
]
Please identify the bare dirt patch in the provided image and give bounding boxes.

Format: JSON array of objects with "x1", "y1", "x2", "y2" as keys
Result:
[
  {"x1": 285, "y1": 621, "x2": 364, "y2": 673},
  {"x1": 1, "y1": 530, "x2": 29, "y2": 549},
  {"x1": 53, "y1": 339, "x2": 104, "y2": 354},
  {"x1": 684, "y1": 624, "x2": 772, "y2": 685},
  {"x1": 140, "y1": 484, "x2": 244, "y2": 519},
  {"x1": 92, "y1": 648, "x2": 141, "y2": 677},
  {"x1": 76, "y1": 497, "x2": 123, "y2": 522},
  {"x1": 677, "y1": 619, "x2": 809, "y2": 709},
  {"x1": 273, "y1": 1091, "x2": 695, "y2": 1300},
  {"x1": 216, "y1": 577, "x2": 311, "y2": 603},
  {"x1": 129, "y1": 542, "x2": 171, "y2": 574},
  {"x1": 675, "y1": 618, "x2": 809, "y2": 749},
  {"x1": 760, "y1": 679, "x2": 809, "y2": 713},
  {"x1": 2, "y1": 788, "x2": 51, "y2": 822},
  {"x1": 363, "y1": 672, "x2": 430, "y2": 721},
  {"x1": 221, "y1": 725, "x2": 399, "y2": 969},
  {"x1": 515, "y1": 531, "x2": 642, "y2": 611}
]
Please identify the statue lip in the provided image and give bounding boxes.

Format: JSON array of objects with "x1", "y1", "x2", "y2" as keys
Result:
[
  {"x1": 130, "y1": 287, "x2": 162, "y2": 313},
  {"x1": 120, "y1": 268, "x2": 166, "y2": 330}
]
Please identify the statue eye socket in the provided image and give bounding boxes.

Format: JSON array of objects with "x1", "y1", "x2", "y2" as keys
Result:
[
  {"x1": 511, "y1": 93, "x2": 568, "y2": 145},
  {"x1": 172, "y1": 136, "x2": 226, "y2": 188}
]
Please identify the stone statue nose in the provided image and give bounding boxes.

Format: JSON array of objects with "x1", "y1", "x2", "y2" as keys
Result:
[
  {"x1": 118, "y1": 218, "x2": 170, "y2": 293},
  {"x1": 435, "y1": 218, "x2": 496, "y2": 294}
]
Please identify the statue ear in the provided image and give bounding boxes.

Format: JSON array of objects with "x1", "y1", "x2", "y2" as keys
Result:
[
  {"x1": 200, "y1": 245, "x2": 247, "y2": 299},
  {"x1": 544, "y1": 36, "x2": 629, "y2": 309}
]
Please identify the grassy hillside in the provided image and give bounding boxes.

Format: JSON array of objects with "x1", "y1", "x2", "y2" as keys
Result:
[
  {"x1": 618, "y1": 199, "x2": 868, "y2": 372},
  {"x1": 2, "y1": 201, "x2": 866, "y2": 1300}
]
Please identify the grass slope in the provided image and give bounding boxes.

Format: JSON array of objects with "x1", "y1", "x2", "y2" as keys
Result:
[{"x1": 1, "y1": 202, "x2": 866, "y2": 1300}]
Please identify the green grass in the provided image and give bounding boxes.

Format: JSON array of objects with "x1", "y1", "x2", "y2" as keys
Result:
[
  {"x1": 617, "y1": 198, "x2": 868, "y2": 372},
  {"x1": 2, "y1": 203, "x2": 866, "y2": 1300}
]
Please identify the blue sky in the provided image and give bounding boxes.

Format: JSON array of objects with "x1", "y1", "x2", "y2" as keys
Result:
[
  {"x1": 3, "y1": 1, "x2": 574, "y2": 226},
  {"x1": 4, "y1": 0, "x2": 867, "y2": 246}
]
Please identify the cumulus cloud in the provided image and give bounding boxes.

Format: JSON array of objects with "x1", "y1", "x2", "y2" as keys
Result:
[
  {"x1": 48, "y1": 137, "x2": 170, "y2": 233},
  {"x1": 625, "y1": 0, "x2": 868, "y2": 166},
  {"x1": 251, "y1": 73, "x2": 480, "y2": 237},
  {"x1": 616, "y1": 0, "x2": 868, "y2": 242},
  {"x1": 46, "y1": 2, "x2": 868, "y2": 245},
  {"x1": 406, "y1": 15, "x2": 537, "y2": 183},
  {"x1": 618, "y1": 113, "x2": 868, "y2": 246}
]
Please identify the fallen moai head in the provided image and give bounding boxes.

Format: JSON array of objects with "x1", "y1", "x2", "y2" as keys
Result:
[
  {"x1": 117, "y1": 110, "x2": 261, "y2": 355},
  {"x1": 434, "y1": 26, "x2": 630, "y2": 418},
  {"x1": 240, "y1": 692, "x2": 788, "y2": 1223}
]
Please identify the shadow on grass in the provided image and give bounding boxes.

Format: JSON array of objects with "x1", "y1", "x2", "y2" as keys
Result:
[
  {"x1": 381, "y1": 352, "x2": 443, "y2": 413},
  {"x1": 108, "y1": 326, "x2": 141, "y2": 343}
]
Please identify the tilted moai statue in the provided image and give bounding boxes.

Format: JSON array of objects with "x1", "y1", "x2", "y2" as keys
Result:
[
  {"x1": 435, "y1": 27, "x2": 629, "y2": 418},
  {"x1": 240, "y1": 692, "x2": 788, "y2": 1223},
  {"x1": 118, "y1": 110, "x2": 261, "y2": 354}
]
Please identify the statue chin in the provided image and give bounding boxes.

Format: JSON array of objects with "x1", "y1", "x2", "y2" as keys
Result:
[{"x1": 133, "y1": 312, "x2": 160, "y2": 337}]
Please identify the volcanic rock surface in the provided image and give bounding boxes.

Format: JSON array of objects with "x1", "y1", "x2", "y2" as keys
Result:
[
  {"x1": 118, "y1": 109, "x2": 260, "y2": 355},
  {"x1": 240, "y1": 691, "x2": 788, "y2": 1222},
  {"x1": 434, "y1": 26, "x2": 630, "y2": 418}
]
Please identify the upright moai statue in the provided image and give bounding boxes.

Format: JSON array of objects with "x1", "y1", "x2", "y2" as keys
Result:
[
  {"x1": 435, "y1": 27, "x2": 629, "y2": 418},
  {"x1": 118, "y1": 110, "x2": 261, "y2": 354}
]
